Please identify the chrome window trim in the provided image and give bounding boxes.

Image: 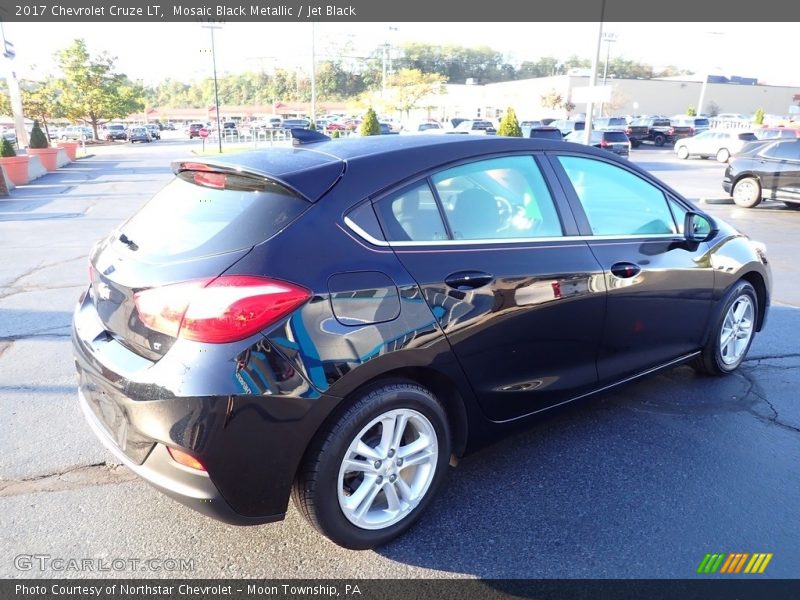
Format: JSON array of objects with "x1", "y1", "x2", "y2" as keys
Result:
[{"x1": 343, "y1": 216, "x2": 682, "y2": 247}]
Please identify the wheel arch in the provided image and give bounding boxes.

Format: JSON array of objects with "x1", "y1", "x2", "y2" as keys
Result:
[{"x1": 739, "y1": 271, "x2": 768, "y2": 332}]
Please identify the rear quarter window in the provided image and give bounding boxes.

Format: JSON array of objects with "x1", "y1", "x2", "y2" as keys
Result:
[{"x1": 116, "y1": 173, "x2": 309, "y2": 262}]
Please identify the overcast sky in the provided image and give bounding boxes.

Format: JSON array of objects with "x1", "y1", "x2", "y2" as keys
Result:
[{"x1": 2, "y1": 22, "x2": 798, "y2": 87}]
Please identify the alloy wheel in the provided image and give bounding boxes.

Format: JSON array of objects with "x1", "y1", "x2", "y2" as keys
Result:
[
  {"x1": 337, "y1": 408, "x2": 438, "y2": 530},
  {"x1": 719, "y1": 295, "x2": 754, "y2": 365}
]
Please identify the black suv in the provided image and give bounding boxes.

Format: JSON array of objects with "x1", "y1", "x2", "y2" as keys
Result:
[
  {"x1": 73, "y1": 132, "x2": 771, "y2": 549},
  {"x1": 723, "y1": 139, "x2": 800, "y2": 209}
]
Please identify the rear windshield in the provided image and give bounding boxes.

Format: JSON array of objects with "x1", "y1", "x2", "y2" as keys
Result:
[
  {"x1": 116, "y1": 173, "x2": 308, "y2": 262},
  {"x1": 609, "y1": 118, "x2": 626, "y2": 125},
  {"x1": 694, "y1": 119, "x2": 710, "y2": 126},
  {"x1": 604, "y1": 132, "x2": 629, "y2": 142}
]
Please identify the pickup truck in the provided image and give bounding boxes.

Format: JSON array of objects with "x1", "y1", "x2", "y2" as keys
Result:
[{"x1": 626, "y1": 118, "x2": 693, "y2": 147}]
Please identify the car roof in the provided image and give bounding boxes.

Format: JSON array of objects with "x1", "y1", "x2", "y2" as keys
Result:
[{"x1": 176, "y1": 135, "x2": 635, "y2": 202}]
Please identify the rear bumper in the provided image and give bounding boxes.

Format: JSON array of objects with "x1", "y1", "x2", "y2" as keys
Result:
[
  {"x1": 78, "y1": 390, "x2": 281, "y2": 525},
  {"x1": 72, "y1": 290, "x2": 337, "y2": 523}
]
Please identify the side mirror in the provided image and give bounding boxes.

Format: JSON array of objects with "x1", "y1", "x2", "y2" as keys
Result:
[{"x1": 684, "y1": 211, "x2": 718, "y2": 243}]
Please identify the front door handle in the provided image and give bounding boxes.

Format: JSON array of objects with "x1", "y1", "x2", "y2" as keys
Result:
[
  {"x1": 610, "y1": 262, "x2": 641, "y2": 278},
  {"x1": 445, "y1": 271, "x2": 494, "y2": 290}
]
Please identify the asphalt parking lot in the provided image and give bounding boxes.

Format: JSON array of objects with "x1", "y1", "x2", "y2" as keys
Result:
[{"x1": 1, "y1": 138, "x2": 798, "y2": 579}]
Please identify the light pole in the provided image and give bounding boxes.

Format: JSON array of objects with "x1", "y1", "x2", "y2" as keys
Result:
[
  {"x1": 201, "y1": 22, "x2": 223, "y2": 153},
  {"x1": 696, "y1": 32, "x2": 724, "y2": 117},
  {"x1": 0, "y1": 21, "x2": 29, "y2": 149},
  {"x1": 310, "y1": 22, "x2": 316, "y2": 125},
  {"x1": 583, "y1": 0, "x2": 606, "y2": 145},
  {"x1": 600, "y1": 32, "x2": 617, "y2": 117}
]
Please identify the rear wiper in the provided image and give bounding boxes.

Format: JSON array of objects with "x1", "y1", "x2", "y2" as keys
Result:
[{"x1": 118, "y1": 233, "x2": 139, "y2": 251}]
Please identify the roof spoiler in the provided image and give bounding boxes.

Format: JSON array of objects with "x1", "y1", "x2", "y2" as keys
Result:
[{"x1": 290, "y1": 128, "x2": 330, "y2": 146}]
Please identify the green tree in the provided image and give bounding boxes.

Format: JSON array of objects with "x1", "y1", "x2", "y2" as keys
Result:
[
  {"x1": 28, "y1": 121, "x2": 49, "y2": 149},
  {"x1": 360, "y1": 107, "x2": 380, "y2": 136},
  {"x1": 386, "y1": 69, "x2": 445, "y2": 118},
  {"x1": 498, "y1": 107, "x2": 522, "y2": 137},
  {"x1": 54, "y1": 39, "x2": 144, "y2": 139},
  {"x1": 686, "y1": 105, "x2": 697, "y2": 116},
  {"x1": 754, "y1": 107, "x2": 765, "y2": 125},
  {"x1": 0, "y1": 138, "x2": 16, "y2": 157}
]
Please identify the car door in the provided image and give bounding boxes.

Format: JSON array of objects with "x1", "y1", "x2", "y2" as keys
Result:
[
  {"x1": 373, "y1": 154, "x2": 606, "y2": 422},
  {"x1": 548, "y1": 153, "x2": 714, "y2": 383},
  {"x1": 761, "y1": 140, "x2": 800, "y2": 202}
]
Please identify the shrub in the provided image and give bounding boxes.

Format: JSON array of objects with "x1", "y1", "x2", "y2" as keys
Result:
[
  {"x1": 360, "y1": 108, "x2": 381, "y2": 136},
  {"x1": 331, "y1": 129, "x2": 340, "y2": 139},
  {"x1": 308, "y1": 121, "x2": 316, "y2": 131},
  {"x1": 0, "y1": 138, "x2": 16, "y2": 157},
  {"x1": 28, "y1": 121, "x2": 50, "y2": 149},
  {"x1": 686, "y1": 105, "x2": 697, "y2": 117},
  {"x1": 498, "y1": 107, "x2": 522, "y2": 137},
  {"x1": 754, "y1": 108, "x2": 765, "y2": 125}
]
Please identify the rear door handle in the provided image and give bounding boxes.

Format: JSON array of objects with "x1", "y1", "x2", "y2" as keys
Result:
[
  {"x1": 445, "y1": 271, "x2": 494, "y2": 290},
  {"x1": 610, "y1": 262, "x2": 641, "y2": 278}
]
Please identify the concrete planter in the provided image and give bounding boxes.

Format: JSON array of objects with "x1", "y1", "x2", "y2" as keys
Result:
[
  {"x1": 57, "y1": 141, "x2": 80, "y2": 161},
  {"x1": 27, "y1": 147, "x2": 60, "y2": 172},
  {"x1": 0, "y1": 155, "x2": 30, "y2": 186}
]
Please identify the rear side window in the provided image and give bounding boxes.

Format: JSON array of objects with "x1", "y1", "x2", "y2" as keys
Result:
[
  {"x1": 558, "y1": 156, "x2": 677, "y2": 236},
  {"x1": 374, "y1": 183, "x2": 448, "y2": 242},
  {"x1": 117, "y1": 172, "x2": 309, "y2": 261},
  {"x1": 737, "y1": 132, "x2": 757, "y2": 141}
]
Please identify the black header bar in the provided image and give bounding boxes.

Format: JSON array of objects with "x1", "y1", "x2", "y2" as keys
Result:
[{"x1": 3, "y1": 0, "x2": 800, "y2": 22}]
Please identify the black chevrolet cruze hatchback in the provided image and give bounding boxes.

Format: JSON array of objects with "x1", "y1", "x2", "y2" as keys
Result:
[{"x1": 73, "y1": 132, "x2": 771, "y2": 549}]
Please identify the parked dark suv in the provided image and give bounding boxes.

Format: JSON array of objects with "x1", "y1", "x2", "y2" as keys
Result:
[
  {"x1": 723, "y1": 138, "x2": 800, "y2": 209},
  {"x1": 73, "y1": 132, "x2": 771, "y2": 549}
]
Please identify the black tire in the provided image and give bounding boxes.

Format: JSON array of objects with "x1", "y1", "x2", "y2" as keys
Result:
[
  {"x1": 654, "y1": 134, "x2": 666, "y2": 147},
  {"x1": 631, "y1": 140, "x2": 641, "y2": 148},
  {"x1": 732, "y1": 176, "x2": 762, "y2": 208},
  {"x1": 293, "y1": 381, "x2": 451, "y2": 550},
  {"x1": 692, "y1": 281, "x2": 758, "y2": 376}
]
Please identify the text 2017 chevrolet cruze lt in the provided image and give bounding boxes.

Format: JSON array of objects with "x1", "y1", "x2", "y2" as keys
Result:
[{"x1": 73, "y1": 132, "x2": 770, "y2": 549}]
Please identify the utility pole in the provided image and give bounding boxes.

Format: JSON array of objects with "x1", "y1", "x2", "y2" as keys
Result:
[
  {"x1": 201, "y1": 22, "x2": 223, "y2": 153},
  {"x1": 697, "y1": 32, "x2": 724, "y2": 116},
  {"x1": 0, "y1": 22, "x2": 29, "y2": 149}
]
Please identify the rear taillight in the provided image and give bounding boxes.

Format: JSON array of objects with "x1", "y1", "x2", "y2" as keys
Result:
[
  {"x1": 689, "y1": 127, "x2": 695, "y2": 135},
  {"x1": 133, "y1": 275, "x2": 311, "y2": 343},
  {"x1": 668, "y1": 127, "x2": 675, "y2": 135},
  {"x1": 600, "y1": 139, "x2": 609, "y2": 147},
  {"x1": 625, "y1": 127, "x2": 632, "y2": 134}
]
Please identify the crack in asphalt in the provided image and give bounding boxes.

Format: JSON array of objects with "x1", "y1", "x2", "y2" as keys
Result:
[
  {"x1": 738, "y1": 366, "x2": 800, "y2": 435},
  {"x1": 0, "y1": 255, "x2": 87, "y2": 297},
  {"x1": 744, "y1": 352, "x2": 800, "y2": 362},
  {"x1": 0, "y1": 462, "x2": 136, "y2": 497},
  {"x1": 0, "y1": 331, "x2": 71, "y2": 342}
]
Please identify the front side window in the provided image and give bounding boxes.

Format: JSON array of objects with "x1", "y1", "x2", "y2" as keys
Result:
[
  {"x1": 558, "y1": 156, "x2": 677, "y2": 236},
  {"x1": 761, "y1": 141, "x2": 800, "y2": 161},
  {"x1": 431, "y1": 156, "x2": 563, "y2": 240}
]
